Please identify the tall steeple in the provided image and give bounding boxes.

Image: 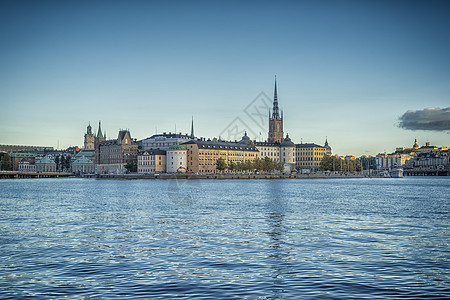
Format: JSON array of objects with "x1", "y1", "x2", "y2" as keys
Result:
[
  {"x1": 97, "y1": 121, "x2": 104, "y2": 139},
  {"x1": 272, "y1": 76, "x2": 281, "y2": 120},
  {"x1": 190, "y1": 116, "x2": 195, "y2": 139},
  {"x1": 268, "y1": 76, "x2": 284, "y2": 143}
]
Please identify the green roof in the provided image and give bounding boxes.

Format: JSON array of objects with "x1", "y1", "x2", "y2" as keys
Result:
[
  {"x1": 75, "y1": 149, "x2": 95, "y2": 158},
  {"x1": 10, "y1": 152, "x2": 36, "y2": 158},
  {"x1": 168, "y1": 145, "x2": 187, "y2": 151},
  {"x1": 73, "y1": 155, "x2": 94, "y2": 165},
  {"x1": 36, "y1": 157, "x2": 55, "y2": 164}
]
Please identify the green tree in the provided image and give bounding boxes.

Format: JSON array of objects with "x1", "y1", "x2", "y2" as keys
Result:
[
  {"x1": 64, "y1": 155, "x2": 71, "y2": 170},
  {"x1": 228, "y1": 161, "x2": 235, "y2": 172},
  {"x1": 55, "y1": 155, "x2": 60, "y2": 171},
  {"x1": 216, "y1": 158, "x2": 226, "y2": 172},
  {"x1": 124, "y1": 162, "x2": 137, "y2": 173},
  {"x1": 1, "y1": 153, "x2": 12, "y2": 171},
  {"x1": 275, "y1": 162, "x2": 284, "y2": 172}
]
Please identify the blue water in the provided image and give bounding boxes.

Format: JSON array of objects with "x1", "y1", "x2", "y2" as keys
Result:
[{"x1": 0, "y1": 177, "x2": 449, "y2": 299}]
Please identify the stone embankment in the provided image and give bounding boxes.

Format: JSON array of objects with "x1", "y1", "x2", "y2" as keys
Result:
[{"x1": 84, "y1": 173, "x2": 365, "y2": 180}]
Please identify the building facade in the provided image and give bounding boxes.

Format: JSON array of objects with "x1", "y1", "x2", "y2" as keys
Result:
[
  {"x1": 72, "y1": 156, "x2": 95, "y2": 174},
  {"x1": 295, "y1": 143, "x2": 329, "y2": 170},
  {"x1": 137, "y1": 150, "x2": 167, "y2": 174},
  {"x1": 139, "y1": 132, "x2": 194, "y2": 151},
  {"x1": 183, "y1": 139, "x2": 259, "y2": 174},
  {"x1": 18, "y1": 159, "x2": 36, "y2": 172},
  {"x1": 166, "y1": 145, "x2": 188, "y2": 173},
  {"x1": 35, "y1": 157, "x2": 56, "y2": 172},
  {"x1": 97, "y1": 129, "x2": 138, "y2": 173}
]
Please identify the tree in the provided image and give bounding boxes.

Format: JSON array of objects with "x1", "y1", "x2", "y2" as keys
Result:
[
  {"x1": 228, "y1": 162, "x2": 235, "y2": 172},
  {"x1": 64, "y1": 155, "x2": 71, "y2": 170},
  {"x1": 1, "y1": 153, "x2": 12, "y2": 171},
  {"x1": 55, "y1": 156, "x2": 60, "y2": 171},
  {"x1": 216, "y1": 158, "x2": 226, "y2": 172},
  {"x1": 124, "y1": 162, "x2": 137, "y2": 173}
]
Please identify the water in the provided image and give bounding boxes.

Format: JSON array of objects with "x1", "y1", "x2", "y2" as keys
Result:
[{"x1": 1, "y1": 177, "x2": 449, "y2": 299}]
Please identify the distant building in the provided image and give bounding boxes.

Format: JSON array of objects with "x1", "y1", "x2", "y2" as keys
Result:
[
  {"x1": 295, "y1": 143, "x2": 328, "y2": 171},
  {"x1": 166, "y1": 145, "x2": 188, "y2": 173},
  {"x1": 280, "y1": 134, "x2": 295, "y2": 166},
  {"x1": 97, "y1": 129, "x2": 138, "y2": 173},
  {"x1": 18, "y1": 159, "x2": 36, "y2": 172},
  {"x1": 254, "y1": 142, "x2": 281, "y2": 163},
  {"x1": 137, "y1": 150, "x2": 167, "y2": 174},
  {"x1": 10, "y1": 152, "x2": 36, "y2": 171},
  {"x1": 72, "y1": 156, "x2": 94, "y2": 174},
  {"x1": 139, "y1": 132, "x2": 193, "y2": 151},
  {"x1": 35, "y1": 156, "x2": 56, "y2": 172},
  {"x1": 254, "y1": 78, "x2": 329, "y2": 172},
  {"x1": 183, "y1": 139, "x2": 259, "y2": 174}
]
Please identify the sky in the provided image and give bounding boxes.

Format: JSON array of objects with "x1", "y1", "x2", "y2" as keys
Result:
[{"x1": 1, "y1": 0, "x2": 449, "y2": 156}]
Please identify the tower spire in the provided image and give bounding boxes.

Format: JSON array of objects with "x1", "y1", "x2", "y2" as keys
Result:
[
  {"x1": 272, "y1": 75, "x2": 280, "y2": 120},
  {"x1": 190, "y1": 116, "x2": 194, "y2": 139},
  {"x1": 97, "y1": 121, "x2": 104, "y2": 139}
]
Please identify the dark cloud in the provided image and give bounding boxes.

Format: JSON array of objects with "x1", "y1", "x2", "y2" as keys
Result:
[{"x1": 398, "y1": 107, "x2": 450, "y2": 131}]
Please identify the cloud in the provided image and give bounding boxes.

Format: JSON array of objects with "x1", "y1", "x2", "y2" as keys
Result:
[{"x1": 398, "y1": 107, "x2": 450, "y2": 131}]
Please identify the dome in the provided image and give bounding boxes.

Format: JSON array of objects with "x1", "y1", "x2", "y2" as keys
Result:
[
  {"x1": 239, "y1": 131, "x2": 251, "y2": 144},
  {"x1": 280, "y1": 134, "x2": 295, "y2": 147},
  {"x1": 168, "y1": 144, "x2": 187, "y2": 151}
]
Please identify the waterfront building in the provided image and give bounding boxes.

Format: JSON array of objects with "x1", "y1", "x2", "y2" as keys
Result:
[
  {"x1": 376, "y1": 152, "x2": 414, "y2": 169},
  {"x1": 254, "y1": 142, "x2": 281, "y2": 163},
  {"x1": 280, "y1": 134, "x2": 295, "y2": 166},
  {"x1": 255, "y1": 78, "x2": 330, "y2": 172},
  {"x1": 97, "y1": 129, "x2": 138, "y2": 174},
  {"x1": 166, "y1": 145, "x2": 188, "y2": 173},
  {"x1": 18, "y1": 159, "x2": 36, "y2": 172},
  {"x1": 72, "y1": 156, "x2": 94, "y2": 174},
  {"x1": 182, "y1": 139, "x2": 259, "y2": 174},
  {"x1": 10, "y1": 152, "x2": 36, "y2": 171},
  {"x1": 295, "y1": 143, "x2": 328, "y2": 171},
  {"x1": 139, "y1": 132, "x2": 194, "y2": 151},
  {"x1": 74, "y1": 149, "x2": 95, "y2": 163},
  {"x1": 137, "y1": 150, "x2": 167, "y2": 174},
  {"x1": 35, "y1": 156, "x2": 56, "y2": 172}
]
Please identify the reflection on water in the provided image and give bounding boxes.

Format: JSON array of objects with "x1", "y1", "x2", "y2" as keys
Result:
[{"x1": 0, "y1": 178, "x2": 449, "y2": 299}]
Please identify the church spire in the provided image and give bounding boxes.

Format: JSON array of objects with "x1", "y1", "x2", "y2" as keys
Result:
[
  {"x1": 97, "y1": 121, "x2": 104, "y2": 139},
  {"x1": 272, "y1": 76, "x2": 280, "y2": 120},
  {"x1": 190, "y1": 116, "x2": 195, "y2": 139}
]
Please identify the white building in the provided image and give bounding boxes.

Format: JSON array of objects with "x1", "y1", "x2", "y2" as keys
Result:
[
  {"x1": 166, "y1": 145, "x2": 187, "y2": 173},
  {"x1": 72, "y1": 155, "x2": 94, "y2": 174},
  {"x1": 35, "y1": 156, "x2": 56, "y2": 172},
  {"x1": 18, "y1": 159, "x2": 36, "y2": 172},
  {"x1": 139, "y1": 133, "x2": 193, "y2": 151}
]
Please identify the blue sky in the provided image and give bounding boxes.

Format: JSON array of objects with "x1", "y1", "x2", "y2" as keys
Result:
[{"x1": 1, "y1": 0, "x2": 449, "y2": 156}]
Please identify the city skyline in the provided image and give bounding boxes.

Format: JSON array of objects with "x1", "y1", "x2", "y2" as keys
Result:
[{"x1": 1, "y1": 1, "x2": 449, "y2": 156}]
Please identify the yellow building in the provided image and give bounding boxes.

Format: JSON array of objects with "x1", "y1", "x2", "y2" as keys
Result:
[
  {"x1": 137, "y1": 150, "x2": 166, "y2": 174},
  {"x1": 295, "y1": 143, "x2": 328, "y2": 170},
  {"x1": 182, "y1": 140, "x2": 259, "y2": 174}
]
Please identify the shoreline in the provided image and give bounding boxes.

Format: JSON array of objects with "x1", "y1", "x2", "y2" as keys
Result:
[{"x1": 91, "y1": 173, "x2": 367, "y2": 180}]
